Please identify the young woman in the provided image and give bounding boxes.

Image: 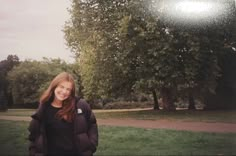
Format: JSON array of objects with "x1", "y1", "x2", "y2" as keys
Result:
[{"x1": 28, "y1": 72, "x2": 98, "y2": 156}]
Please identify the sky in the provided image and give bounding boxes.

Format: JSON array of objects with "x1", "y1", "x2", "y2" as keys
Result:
[
  {"x1": 0, "y1": 0, "x2": 75, "y2": 63},
  {"x1": 1, "y1": 0, "x2": 235, "y2": 63}
]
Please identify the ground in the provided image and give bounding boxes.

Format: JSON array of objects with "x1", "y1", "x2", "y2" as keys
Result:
[{"x1": 0, "y1": 115, "x2": 236, "y2": 133}]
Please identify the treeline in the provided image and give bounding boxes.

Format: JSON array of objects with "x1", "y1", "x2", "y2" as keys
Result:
[
  {"x1": 0, "y1": 56, "x2": 81, "y2": 110},
  {"x1": 1, "y1": 0, "x2": 236, "y2": 111}
]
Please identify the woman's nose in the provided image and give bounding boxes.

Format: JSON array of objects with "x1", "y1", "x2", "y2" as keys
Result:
[{"x1": 62, "y1": 88, "x2": 67, "y2": 93}]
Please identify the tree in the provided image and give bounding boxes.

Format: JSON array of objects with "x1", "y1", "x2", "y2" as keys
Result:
[
  {"x1": 204, "y1": 8, "x2": 236, "y2": 110},
  {"x1": 64, "y1": 0, "x2": 236, "y2": 110},
  {"x1": 64, "y1": 0, "x2": 137, "y2": 102},
  {"x1": 7, "y1": 58, "x2": 81, "y2": 108},
  {"x1": 0, "y1": 55, "x2": 19, "y2": 111}
]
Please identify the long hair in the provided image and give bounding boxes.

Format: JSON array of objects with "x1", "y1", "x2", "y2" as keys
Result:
[{"x1": 40, "y1": 72, "x2": 76, "y2": 122}]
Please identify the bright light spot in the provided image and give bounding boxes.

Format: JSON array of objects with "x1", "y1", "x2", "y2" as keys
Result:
[
  {"x1": 148, "y1": 0, "x2": 235, "y2": 27},
  {"x1": 173, "y1": 1, "x2": 221, "y2": 20},
  {"x1": 175, "y1": 1, "x2": 213, "y2": 14}
]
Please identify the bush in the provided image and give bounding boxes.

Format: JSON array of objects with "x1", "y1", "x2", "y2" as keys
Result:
[
  {"x1": 91, "y1": 102, "x2": 103, "y2": 109},
  {"x1": 10, "y1": 102, "x2": 38, "y2": 109},
  {"x1": 103, "y1": 101, "x2": 153, "y2": 109}
]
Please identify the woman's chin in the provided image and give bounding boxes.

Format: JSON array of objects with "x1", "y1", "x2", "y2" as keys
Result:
[{"x1": 56, "y1": 97, "x2": 67, "y2": 101}]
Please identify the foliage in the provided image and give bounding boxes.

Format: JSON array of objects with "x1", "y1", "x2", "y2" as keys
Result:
[
  {"x1": 204, "y1": 10, "x2": 236, "y2": 109},
  {"x1": 0, "y1": 55, "x2": 20, "y2": 110},
  {"x1": 64, "y1": 0, "x2": 135, "y2": 101},
  {"x1": 6, "y1": 58, "x2": 81, "y2": 107},
  {"x1": 64, "y1": 0, "x2": 236, "y2": 110}
]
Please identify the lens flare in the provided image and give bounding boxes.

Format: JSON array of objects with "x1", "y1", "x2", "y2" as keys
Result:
[
  {"x1": 147, "y1": 0, "x2": 235, "y2": 27},
  {"x1": 175, "y1": 1, "x2": 213, "y2": 14}
]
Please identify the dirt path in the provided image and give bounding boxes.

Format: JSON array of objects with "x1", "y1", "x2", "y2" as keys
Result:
[
  {"x1": 1, "y1": 115, "x2": 236, "y2": 133},
  {"x1": 98, "y1": 118, "x2": 236, "y2": 133}
]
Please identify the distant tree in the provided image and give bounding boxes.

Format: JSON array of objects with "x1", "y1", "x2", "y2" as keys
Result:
[
  {"x1": 0, "y1": 55, "x2": 19, "y2": 111},
  {"x1": 7, "y1": 58, "x2": 81, "y2": 108},
  {"x1": 204, "y1": 10, "x2": 236, "y2": 110}
]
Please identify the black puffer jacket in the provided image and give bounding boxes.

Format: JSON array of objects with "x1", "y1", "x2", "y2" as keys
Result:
[{"x1": 28, "y1": 98, "x2": 98, "y2": 156}]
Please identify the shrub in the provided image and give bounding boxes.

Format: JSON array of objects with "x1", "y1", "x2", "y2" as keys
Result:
[{"x1": 103, "y1": 101, "x2": 153, "y2": 109}]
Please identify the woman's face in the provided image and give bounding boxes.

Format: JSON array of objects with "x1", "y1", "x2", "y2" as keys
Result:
[{"x1": 54, "y1": 81, "x2": 73, "y2": 101}]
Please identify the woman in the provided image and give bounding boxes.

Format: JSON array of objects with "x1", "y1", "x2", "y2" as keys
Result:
[{"x1": 28, "y1": 72, "x2": 98, "y2": 156}]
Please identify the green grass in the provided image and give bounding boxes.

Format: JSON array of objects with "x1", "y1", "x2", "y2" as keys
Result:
[
  {"x1": 95, "y1": 109, "x2": 236, "y2": 123},
  {"x1": 0, "y1": 120, "x2": 29, "y2": 156},
  {"x1": 98, "y1": 126, "x2": 236, "y2": 156},
  {"x1": 0, "y1": 120, "x2": 236, "y2": 156},
  {"x1": 1, "y1": 109, "x2": 236, "y2": 123},
  {"x1": 0, "y1": 109, "x2": 35, "y2": 116}
]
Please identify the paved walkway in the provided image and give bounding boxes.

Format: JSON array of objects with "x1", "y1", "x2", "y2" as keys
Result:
[{"x1": 0, "y1": 115, "x2": 236, "y2": 133}]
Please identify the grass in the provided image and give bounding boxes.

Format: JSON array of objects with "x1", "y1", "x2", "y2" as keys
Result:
[
  {"x1": 98, "y1": 126, "x2": 236, "y2": 156},
  {"x1": 95, "y1": 109, "x2": 236, "y2": 123},
  {"x1": 1, "y1": 109, "x2": 236, "y2": 123},
  {"x1": 0, "y1": 109, "x2": 35, "y2": 117},
  {"x1": 0, "y1": 120, "x2": 29, "y2": 156},
  {"x1": 0, "y1": 120, "x2": 236, "y2": 156}
]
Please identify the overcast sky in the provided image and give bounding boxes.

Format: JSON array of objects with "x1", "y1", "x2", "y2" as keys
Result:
[{"x1": 0, "y1": 0, "x2": 74, "y2": 63}]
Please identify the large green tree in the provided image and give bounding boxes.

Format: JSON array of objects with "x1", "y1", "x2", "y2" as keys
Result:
[
  {"x1": 64, "y1": 0, "x2": 136, "y2": 102},
  {"x1": 64, "y1": 0, "x2": 236, "y2": 110}
]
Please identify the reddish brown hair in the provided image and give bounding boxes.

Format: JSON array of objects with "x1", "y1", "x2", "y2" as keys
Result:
[{"x1": 40, "y1": 72, "x2": 76, "y2": 122}]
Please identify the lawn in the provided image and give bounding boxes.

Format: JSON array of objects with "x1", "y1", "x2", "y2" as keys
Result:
[
  {"x1": 0, "y1": 109, "x2": 35, "y2": 117},
  {"x1": 0, "y1": 120, "x2": 236, "y2": 155}
]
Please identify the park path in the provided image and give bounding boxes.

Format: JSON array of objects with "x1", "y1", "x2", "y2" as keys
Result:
[{"x1": 0, "y1": 115, "x2": 236, "y2": 133}]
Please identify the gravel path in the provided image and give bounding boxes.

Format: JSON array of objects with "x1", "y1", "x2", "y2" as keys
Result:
[{"x1": 0, "y1": 115, "x2": 236, "y2": 133}]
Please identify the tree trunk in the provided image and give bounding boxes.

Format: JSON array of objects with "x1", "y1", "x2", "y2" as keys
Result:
[
  {"x1": 0, "y1": 89, "x2": 8, "y2": 112},
  {"x1": 152, "y1": 89, "x2": 159, "y2": 110},
  {"x1": 160, "y1": 88, "x2": 175, "y2": 111},
  {"x1": 188, "y1": 92, "x2": 196, "y2": 110},
  {"x1": 7, "y1": 92, "x2": 13, "y2": 108}
]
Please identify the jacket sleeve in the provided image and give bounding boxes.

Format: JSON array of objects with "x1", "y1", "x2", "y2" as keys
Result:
[
  {"x1": 77, "y1": 98, "x2": 99, "y2": 153},
  {"x1": 28, "y1": 118, "x2": 40, "y2": 156},
  {"x1": 88, "y1": 110, "x2": 98, "y2": 153}
]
